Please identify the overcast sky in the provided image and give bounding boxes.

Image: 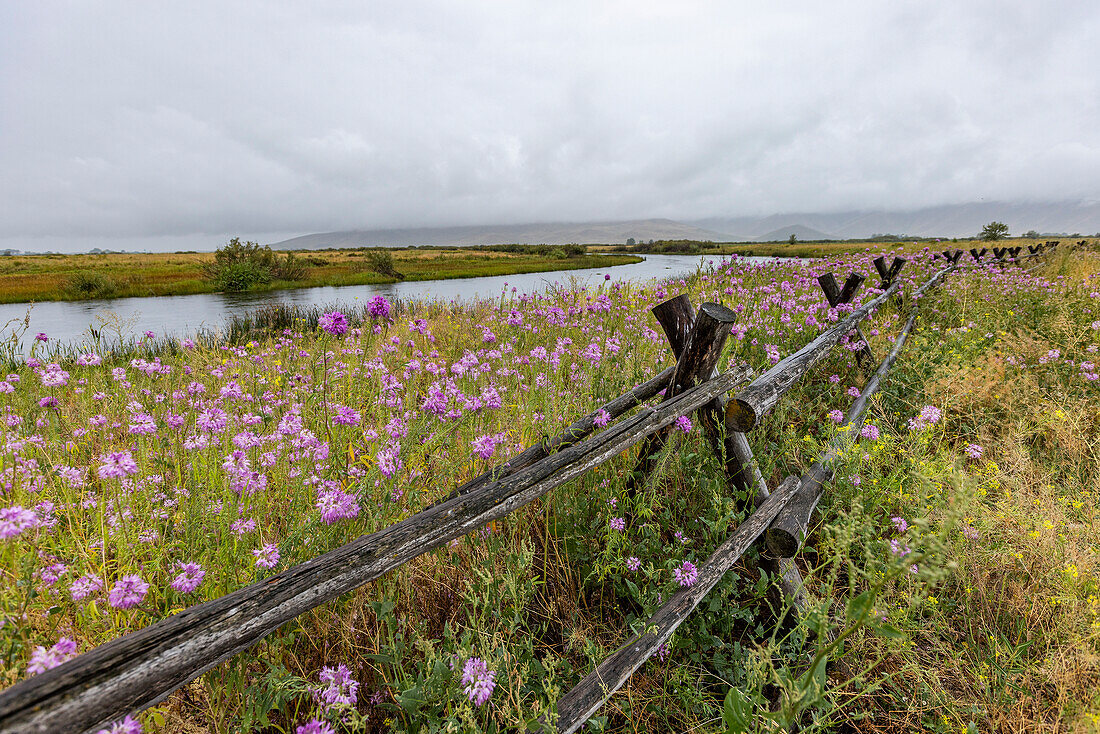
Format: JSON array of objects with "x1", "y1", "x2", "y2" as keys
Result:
[{"x1": 2, "y1": 1, "x2": 1098, "y2": 245}]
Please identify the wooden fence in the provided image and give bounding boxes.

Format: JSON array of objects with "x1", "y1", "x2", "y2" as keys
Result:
[{"x1": 0, "y1": 251, "x2": 1034, "y2": 733}]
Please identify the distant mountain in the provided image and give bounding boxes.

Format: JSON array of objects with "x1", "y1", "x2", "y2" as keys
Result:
[
  {"x1": 691, "y1": 200, "x2": 1100, "y2": 240},
  {"x1": 268, "y1": 201, "x2": 1100, "y2": 252},
  {"x1": 269, "y1": 219, "x2": 729, "y2": 250}
]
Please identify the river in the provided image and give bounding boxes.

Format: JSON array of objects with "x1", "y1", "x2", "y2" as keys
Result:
[{"x1": 0, "y1": 253, "x2": 769, "y2": 348}]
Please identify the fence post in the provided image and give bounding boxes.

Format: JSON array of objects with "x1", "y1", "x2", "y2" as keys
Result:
[
  {"x1": 626, "y1": 299, "x2": 737, "y2": 495},
  {"x1": 817, "y1": 272, "x2": 874, "y2": 368},
  {"x1": 646, "y1": 295, "x2": 807, "y2": 616},
  {"x1": 969, "y1": 247, "x2": 987, "y2": 262},
  {"x1": 872, "y1": 256, "x2": 907, "y2": 289}
]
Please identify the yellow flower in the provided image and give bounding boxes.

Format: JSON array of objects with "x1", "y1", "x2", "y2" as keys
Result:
[{"x1": 1065, "y1": 564, "x2": 1079, "y2": 580}]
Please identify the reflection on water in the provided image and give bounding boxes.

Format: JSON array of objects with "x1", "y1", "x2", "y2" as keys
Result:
[{"x1": 0, "y1": 254, "x2": 771, "y2": 347}]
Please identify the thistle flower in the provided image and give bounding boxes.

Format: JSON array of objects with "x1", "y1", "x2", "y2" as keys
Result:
[{"x1": 316, "y1": 662, "x2": 359, "y2": 708}]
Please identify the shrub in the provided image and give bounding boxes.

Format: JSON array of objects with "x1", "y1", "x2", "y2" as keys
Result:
[
  {"x1": 202, "y1": 238, "x2": 308, "y2": 292},
  {"x1": 64, "y1": 271, "x2": 122, "y2": 299}
]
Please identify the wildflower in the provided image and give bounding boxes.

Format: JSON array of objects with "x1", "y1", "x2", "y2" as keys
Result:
[
  {"x1": 847, "y1": 386, "x2": 861, "y2": 398},
  {"x1": 891, "y1": 516, "x2": 908, "y2": 532},
  {"x1": 471, "y1": 433, "x2": 503, "y2": 460},
  {"x1": 316, "y1": 662, "x2": 359, "y2": 708},
  {"x1": 609, "y1": 517, "x2": 625, "y2": 531},
  {"x1": 860, "y1": 424, "x2": 880, "y2": 440},
  {"x1": 170, "y1": 563, "x2": 205, "y2": 594},
  {"x1": 35, "y1": 332, "x2": 48, "y2": 342},
  {"x1": 318, "y1": 311, "x2": 349, "y2": 336},
  {"x1": 656, "y1": 642, "x2": 671, "y2": 661},
  {"x1": 828, "y1": 409, "x2": 844, "y2": 423},
  {"x1": 0, "y1": 505, "x2": 38, "y2": 540},
  {"x1": 98, "y1": 451, "x2": 139, "y2": 479},
  {"x1": 889, "y1": 539, "x2": 911, "y2": 558},
  {"x1": 626, "y1": 556, "x2": 641, "y2": 571},
  {"x1": 70, "y1": 573, "x2": 104, "y2": 601},
  {"x1": 26, "y1": 637, "x2": 78, "y2": 674},
  {"x1": 108, "y1": 575, "x2": 149, "y2": 609},
  {"x1": 674, "y1": 415, "x2": 692, "y2": 433},
  {"x1": 460, "y1": 657, "x2": 497, "y2": 706},
  {"x1": 961, "y1": 525, "x2": 979, "y2": 541},
  {"x1": 593, "y1": 408, "x2": 611, "y2": 428},
  {"x1": 296, "y1": 720, "x2": 335, "y2": 734},
  {"x1": 95, "y1": 716, "x2": 143, "y2": 734},
  {"x1": 673, "y1": 560, "x2": 698, "y2": 588},
  {"x1": 965, "y1": 444, "x2": 983, "y2": 460},
  {"x1": 39, "y1": 396, "x2": 59, "y2": 409},
  {"x1": 316, "y1": 487, "x2": 360, "y2": 524},
  {"x1": 253, "y1": 543, "x2": 280, "y2": 569},
  {"x1": 367, "y1": 295, "x2": 391, "y2": 319}
]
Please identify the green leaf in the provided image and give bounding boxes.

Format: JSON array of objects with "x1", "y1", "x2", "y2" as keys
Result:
[
  {"x1": 876, "y1": 623, "x2": 906, "y2": 639},
  {"x1": 722, "y1": 687, "x2": 758, "y2": 733},
  {"x1": 845, "y1": 589, "x2": 874, "y2": 622}
]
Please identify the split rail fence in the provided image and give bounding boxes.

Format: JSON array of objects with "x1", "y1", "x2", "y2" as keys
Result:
[{"x1": 0, "y1": 247, "x2": 1050, "y2": 733}]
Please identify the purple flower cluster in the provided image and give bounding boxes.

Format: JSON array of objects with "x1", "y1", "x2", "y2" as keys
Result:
[
  {"x1": 315, "y1": 662, "x2": 359, "y2": 708},
  {"x1": 460, "y1": 657, "x2": 497, "y2": 706},
  {"x1": 673, "y1": 560, "x2": 698, "y2": 588},
  {"x1": 0, "y1": 505, "x2": 38, "y2": 539},
  {"x1": 108, "y1": 575, "x2": 149, "y2": 609},
  {"x1": 27, "y1": 636, "x2": 77, "y2": 674},
  {"x1": 318, "y1": 311, "x2": 349, "y2": 337}
]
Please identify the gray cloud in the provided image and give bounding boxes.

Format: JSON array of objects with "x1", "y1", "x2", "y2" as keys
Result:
[{"x1": 2, "y1": 0, "x2": 1098, "y2": 241}]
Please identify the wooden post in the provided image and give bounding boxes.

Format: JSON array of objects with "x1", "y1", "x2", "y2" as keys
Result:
[
  {"x1": 1008, "y1": 246, "x2": 1022, "y2": 259},
  {"x1": 1028, "y1": 244, "x2": 1041, "y2": 255},
  {"x1": 992, "y1": 246, "x2": 1007, "y2": 260},
  {"x1": 872, "y1": 256, "x2": 907, "y2": 289},
  {"x1": 817, "y1": 272, "x2": 875, "y2": 367},
  {"x1": 626, "y1": 300, "x2": 738, "y2": 494},
  {"x1": 946, "y1": 250, "x2": 964, "y2": 265},
  {"x1": 969, "y1": 247, "x2": 987, "y2": 262}
]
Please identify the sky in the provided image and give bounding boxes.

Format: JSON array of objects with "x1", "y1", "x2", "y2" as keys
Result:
[{"x1": 2, "y1": 1, "x2": 1099, "y2": 250}]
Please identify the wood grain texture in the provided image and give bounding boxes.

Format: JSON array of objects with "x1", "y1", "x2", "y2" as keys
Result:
[
  {"x1": 537, "y1": 476, "x2": 802, "y2": 734},
  {"x1": 0, "y1": 370, "x2": 748, "y2": 734}
]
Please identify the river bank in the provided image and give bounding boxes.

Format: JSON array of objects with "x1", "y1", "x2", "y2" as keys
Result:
[{"x1": 0, "y1": 247, "x2": 642, "y2": 304}]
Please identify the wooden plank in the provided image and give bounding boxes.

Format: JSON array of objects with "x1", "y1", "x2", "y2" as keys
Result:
[
  {"x1": 536, "y1": 476, "x2": 802, "y2": 734},
  {"x1": 0, "y1": 369, "x2": 749, "y2": 734},
  {"x1": 765, "y1": 310, "x2": 919, "y2": 557},
  {"x1": 817, "y1": 272, "x2": 875, "y2": 367}
]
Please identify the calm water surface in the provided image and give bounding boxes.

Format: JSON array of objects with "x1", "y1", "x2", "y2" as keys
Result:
[{"x1": 0, "y1": 254, "x2": 772, "y2": 348}]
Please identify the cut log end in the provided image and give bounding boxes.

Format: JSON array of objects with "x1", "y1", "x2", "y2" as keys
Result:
[
  {"x1": 699, "y1": 301, "x2": 738, "y2": 323},
  {"x1": 724, "y1": 399, "x2": 758, "y2": 432},
  {"x1": 764, "y1": 526, "x2": 801, "y2": 558}
]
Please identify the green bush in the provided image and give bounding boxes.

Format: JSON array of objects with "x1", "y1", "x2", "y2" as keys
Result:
[
  {"x1": 64, "y1": 271, "x2": 121, "y2": 299},
  {"x1": 202, "y1": 238, "x2": 308, "y2": 292}
]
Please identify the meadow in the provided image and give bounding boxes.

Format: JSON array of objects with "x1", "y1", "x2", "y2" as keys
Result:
[
  {"x1": 0, "y1": 247, "x2": 642, "y2": 304},
  {"x1": 0, "y1": 241, "x2": 1098, "y2": 733}
]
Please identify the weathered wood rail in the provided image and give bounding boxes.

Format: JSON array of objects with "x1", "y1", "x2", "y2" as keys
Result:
[{"x1": 0, "y1": 253, "x2": 975, "y2": 734}]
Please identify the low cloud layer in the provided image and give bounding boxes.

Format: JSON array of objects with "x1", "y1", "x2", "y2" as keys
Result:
[{"x1": 2, "y1": 1, "x2": 1098, "y2": 240}]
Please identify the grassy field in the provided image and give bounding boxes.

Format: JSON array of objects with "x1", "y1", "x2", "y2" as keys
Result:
[
  {"x1": 0, "y1": 240, "x2": 1098, "y2": 732},
  {"x1": 0, "y1": 247, "x2": 643, "y2": 304}
]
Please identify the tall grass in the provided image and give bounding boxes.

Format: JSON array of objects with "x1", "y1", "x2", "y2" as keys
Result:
[{"x1": 0, "y1": 246, "x2": 1097, "y2": 732}]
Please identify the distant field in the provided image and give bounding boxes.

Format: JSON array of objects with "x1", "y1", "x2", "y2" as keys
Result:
[
  {"x1": 0, "y1": 247, "x2": 643, "y2": 304},
  {"x1": 599, "y1": 236, "x2": 1079, "y2": 259}
]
